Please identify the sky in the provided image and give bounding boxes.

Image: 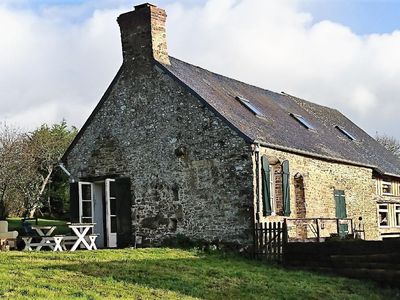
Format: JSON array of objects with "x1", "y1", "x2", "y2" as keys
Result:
[{"x1": 0, "y1": 0, "x2": 399, "y2": 141}]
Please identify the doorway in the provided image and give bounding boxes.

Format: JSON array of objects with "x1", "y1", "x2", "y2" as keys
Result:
[{"x1": 78, "y1": 179, "x2": 117, "y2": 248}]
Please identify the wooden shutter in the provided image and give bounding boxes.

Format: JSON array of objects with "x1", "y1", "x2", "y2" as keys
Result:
[
  {"x1": 261, "y1": 156, "x2": 272, "y2": 216},
  {"x1": 334, "y1": 190, "x2": 347, "y2": 218},
  {"x1": 69, "y1": 182, "x2": 79, "y2": 223},
  {"x1": 115, "y1": 177, "x2": 132, "y2": 248},
  {"x1": 282, "y1": 160, "x2": 291, "y2": 216}
]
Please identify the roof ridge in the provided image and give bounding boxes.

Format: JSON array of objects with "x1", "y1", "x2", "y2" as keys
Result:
[{"x1": 168, "y1": 56, "x2": 281, "y2": 99}]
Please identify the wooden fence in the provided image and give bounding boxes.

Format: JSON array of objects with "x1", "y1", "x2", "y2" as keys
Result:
[{"x1": 254, "y1": 221, "x2": 287, "y2": 262}]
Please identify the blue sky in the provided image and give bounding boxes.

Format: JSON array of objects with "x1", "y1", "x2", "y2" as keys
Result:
[
  {"x1": 0, "y1": 0, "x2": 399, "y2": 141},
  {"x1": 301, "y1": 0, "x2": 400, "y2": 35},
  {"x1": 11, "y1": 0, "x2": 400, "y2": 35}
]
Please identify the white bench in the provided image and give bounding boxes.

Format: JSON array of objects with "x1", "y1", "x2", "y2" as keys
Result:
[
  {"x1": 21, "y1": 236, "x2": 55, "y2": 251},
  {"x1": 53, "y1": 234, "x2": 98, "y2": 251}
]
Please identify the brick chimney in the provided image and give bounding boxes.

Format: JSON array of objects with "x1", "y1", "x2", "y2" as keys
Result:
[{"x1": 117, "y1": 3, "x2": 170, "y2": 67}]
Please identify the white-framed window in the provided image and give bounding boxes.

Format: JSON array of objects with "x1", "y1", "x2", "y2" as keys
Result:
[
  {"x1": 79, "y1": 182, "x2": 94, "y2": 224},
  {"x1": 378, "y1": 204, "x2": 389, "y2": 227},
  {"x1": 382, "y1": 181, "x2": 393, "y2": 195},
  {"x1": 395, "y1": 205, "x2": 400, "y2": 227}
]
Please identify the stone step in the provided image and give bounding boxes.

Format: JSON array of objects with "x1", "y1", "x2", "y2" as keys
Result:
[{"x1": 331, "y1": 253, "x2": 400, "y2": 263}]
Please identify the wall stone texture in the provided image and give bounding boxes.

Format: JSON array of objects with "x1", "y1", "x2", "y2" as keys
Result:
[
  {"x1": 66, "y1": 65, "x2": 254, "y2": 247},
  {"x1": 256, "y1": 147, "x2": 380, "y2": 240}
]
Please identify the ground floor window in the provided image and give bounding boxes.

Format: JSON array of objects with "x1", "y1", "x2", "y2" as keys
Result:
[
  {"x1": 396, "y1": 205, "x2": 400, "y2": 227},
  {"x1": 377, "y1": 203, "x2": 400, "y2": 228},
  {"x1": 378, "y1": 204, "x2": 389, "y2": 227}
]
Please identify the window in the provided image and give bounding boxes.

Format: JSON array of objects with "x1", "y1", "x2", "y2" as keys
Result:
[
  {"x1": 378, "y1": 204, "x2": 389, "y2": 227},
  {"x1": 235, "y1": 96, "x2": 265, "y2": 117},
  {"x1": 396, "y1": 205, "x2": 400, "y2": 227},
  {"x1": 79, "y1": 182, "x2": 94, "y2": 224},
  {"x1": 261, "y1": 156, "x2": 291, "y2": 217},
  {"x1": 290, "y1": 113, "x2": 315, "y2": 130},
  {"x1": 382, "y1": 181, "x2": 393, "y2": 195},
  {"x1": 335, "y1": 126, "x2": 356, "y2": 141},
  {"x1": 269, "y1": 165, "x2": 276, "y2": 215}
]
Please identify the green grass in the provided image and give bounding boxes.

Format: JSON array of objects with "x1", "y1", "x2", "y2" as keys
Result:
[
  {"x1": 0, "y1": 248, "x2": 398, "y2": 300},
  {"x1": 7, "y1": 218, "x2": 70, "y2": 235}
]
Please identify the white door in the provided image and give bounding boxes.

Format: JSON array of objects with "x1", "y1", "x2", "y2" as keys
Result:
[
  {"x1": 78, "y1": 182, "x2": 94, "y2": 224},
  {"x1": 105, "y1": 179, "x2": 117, "y2": 248}
]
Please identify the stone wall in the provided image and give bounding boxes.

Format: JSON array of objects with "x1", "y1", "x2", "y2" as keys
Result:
[
  {"x1": 66, "y1": 65, "x2": 254, "y2": 246},
  {"x1": 255, "y1": 147, "x2": 380, "y2": 240}
]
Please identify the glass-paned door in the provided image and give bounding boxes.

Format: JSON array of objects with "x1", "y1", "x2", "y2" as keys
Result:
[
  {"x1": 79, "y1": 182, "x2": 94, "y2": 224},
  {"x1": 105, "y1": 179, "x2": 117, "y2": 248}
]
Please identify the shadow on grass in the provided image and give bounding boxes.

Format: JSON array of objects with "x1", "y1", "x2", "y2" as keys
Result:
[{"x1": 44, "y1": 252, "x2": 396, "y2": 300}]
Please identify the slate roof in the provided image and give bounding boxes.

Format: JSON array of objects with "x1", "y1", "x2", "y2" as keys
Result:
[{"x1": 160, "y1": 57, "x2": 400, "y2": 177}]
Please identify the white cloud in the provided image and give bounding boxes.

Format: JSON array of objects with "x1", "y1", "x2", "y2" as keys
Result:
[
  {"x1": 167, "y1": 0, "x2": 400, "y2": 140},
  {"x1": 0, "y1": 0, "x2": 399, "y2": 141}
]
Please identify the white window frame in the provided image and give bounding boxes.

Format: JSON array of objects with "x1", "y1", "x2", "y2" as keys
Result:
[
  {"x1": 105, "y1": 179, "x2": 117, "y2": 248},
  {"x1": 382, "y1": 181, "x2": 393, "y2": 195},
  {"x1": 378, "y1": 203, "x2": 389, "y2": 228},
  {"x1": 78, "y1": 182, "x2": 94, "y2": 224},
  {"x1": 395, "y1": 205, "x2": 400, "y2": 228}
]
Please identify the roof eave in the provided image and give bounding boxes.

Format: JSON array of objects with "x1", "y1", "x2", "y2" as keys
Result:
[{"x1": 253, "y1": 139, "x2": 400, "y2": 179}]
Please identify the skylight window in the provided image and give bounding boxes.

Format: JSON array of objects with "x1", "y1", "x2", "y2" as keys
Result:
[
  {"x1": 290, "y1": 113, "x2": 315, "y2": 130},
  {"x1": 335, "y1": 126, "x2": 356, "y2": 141},
  {"x1": 235, "y1": 96, "x2": 265, "y2": 117}
]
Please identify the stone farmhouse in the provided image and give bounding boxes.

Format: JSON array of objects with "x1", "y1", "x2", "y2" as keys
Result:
[{"x1": 62, "y1": 3, "x2": 400, "y2": 248}]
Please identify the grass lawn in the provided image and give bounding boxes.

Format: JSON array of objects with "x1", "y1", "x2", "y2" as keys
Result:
[{"x1": 0, "y1": 248, "x2": 398, "y2": 300}]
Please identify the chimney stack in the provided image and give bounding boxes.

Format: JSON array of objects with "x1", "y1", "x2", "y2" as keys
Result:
[{"x1": 117, "y1": 3, "x2": 170, "y2": 67}]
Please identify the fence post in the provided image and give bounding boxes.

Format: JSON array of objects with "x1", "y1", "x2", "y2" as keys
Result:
[
  {"x1": 336, "y1": 218, "x2": 340, "y2": 236},
  {"x1": 277, "y1": 222, "x2": 282, "y2": 262},
  {"x1": 283, "y1": 219, "x2": 288, "y2": 244},
  {"x1": 315, "y1": 218, "x2": 320, "y2": 242}
]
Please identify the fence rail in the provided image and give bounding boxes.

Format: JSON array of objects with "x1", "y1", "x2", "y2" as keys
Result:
[
  {"x1": 254, "y1": 222, "x2": 287, "y2": 262},
  {"x1": 285, "y1": 218, "x2": 358, "y2": 241}
]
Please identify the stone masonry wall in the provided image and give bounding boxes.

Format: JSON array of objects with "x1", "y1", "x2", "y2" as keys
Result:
[
  {"x1": 66, "y1": 65, "x2": 254, "y2": 246},
  {"x1": 255, "y1": 147, "x2": 379, "y2": 240}
]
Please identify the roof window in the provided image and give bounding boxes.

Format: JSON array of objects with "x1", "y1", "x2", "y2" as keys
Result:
[
  {"x1": 335, "y1": 126, "x2": 356, "y2": 141},
  {"x1": 235, "y1": 96, "x2": 265, "y2": 117},
  {"x1": 290, "y1": 113, "x2": 315, "y2": 130}
]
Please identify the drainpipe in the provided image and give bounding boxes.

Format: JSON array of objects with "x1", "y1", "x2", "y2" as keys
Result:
[
  {"x1": 253, "y1": 143, "x2": 261, "y2": 221},
  {"x1": 58, "y1": 162, "x2": 76, "y2": 183}
]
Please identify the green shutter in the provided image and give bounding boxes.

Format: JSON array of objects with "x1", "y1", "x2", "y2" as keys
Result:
[
  {"x1": 282, "y1": 160, "x2": 291, "y2": 216},
  {"x1": 334, "y1": 190, "x2": 348, "y2": 237},
  {"x1": 261, "y1": 156, "x2": 272, "y2": 216},
  {"x1": 334, "y1": 190, "x2": 347, "y2": 218}
]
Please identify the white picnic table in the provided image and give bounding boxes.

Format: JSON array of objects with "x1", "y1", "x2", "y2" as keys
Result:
[
  {"x1": 22, "y1": 226, "x2": 57, "y2": 251},
  {"x1": 68, "y1": 223, "x2": 97, "y2": 251},
  {"x1": 22, "y1": 223, "x2": 98, "y2": 252}
]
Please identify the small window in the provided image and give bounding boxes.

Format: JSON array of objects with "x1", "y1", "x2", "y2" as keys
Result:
[
  {"x1": 395, "y1": 205, "x2": 400, "y2": 227},
  {"x1": 235, "y1": 96, "x2": 265, "y2": 117},
  {"x1": 382, "y1": 182, "x2": 393, "y2": 195},
  {"x1": 335, "y1": 126, "x2": 356, "y2": 141},
  {"x1": 290, "y1": 113, "x2": 315, "y2": 130},
  {"x1": 378, "y1": 204, "x2": 389, "y2": 227}
]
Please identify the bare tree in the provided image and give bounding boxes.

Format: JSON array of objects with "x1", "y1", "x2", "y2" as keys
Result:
[
  {"x1": 0, "y1": 123, "x2": 25, "y2": 219},
  {"x1": 375, "y1": 133, "x2": 400, "y2": 159}
]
